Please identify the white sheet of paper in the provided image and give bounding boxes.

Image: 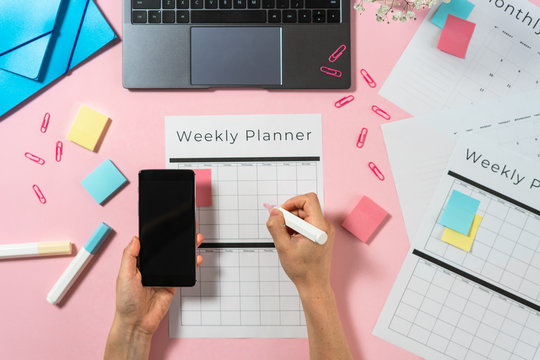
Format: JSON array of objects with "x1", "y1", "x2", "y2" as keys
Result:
[
  {"x1": 374, "y1": 135, "x2": 540, "y2": 360},
  {"x1": 165, "y1": 114, "x2": 324, "y2": 338},
  {"x1": 382, "y1": 90, "x2": 540, "y2": 243},
  {"x1": 380, "y1": 0, "x2": 540, "y2": 116}
]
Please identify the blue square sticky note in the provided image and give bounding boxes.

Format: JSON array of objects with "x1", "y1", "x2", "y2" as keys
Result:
[
  {"x1": 440, "y1": 190, "x2": 480, "y2": 235},
  {"x1": 431, "y1": 0, "x2": 475, "y2": 29},
  {"x1": 82, "y1": 159, "x2": 127, "y2": 205}
]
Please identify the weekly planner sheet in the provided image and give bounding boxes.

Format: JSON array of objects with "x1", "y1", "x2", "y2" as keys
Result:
[
  {"x1": 381, "y1": 0, "x2": 540, "y2": 116},
  {"x1": 165, "y1": 114, "x2": 323, "y2": 338},
  {"x1": 374, "y1": 136, "x2": 540, "y2": 360},
  {"x1": 382, "y1": 90, "x2": 540, "y2": 243}
]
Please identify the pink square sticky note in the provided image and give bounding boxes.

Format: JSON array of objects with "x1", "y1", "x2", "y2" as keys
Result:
[
  {"x1": 194, "y1": 169, "x2": 212, "y2": 207},
  {"x1": 341, "y1": 196, "x2": 389, "y2": 243},
  {"x1": 437, "y1": 15, "x2": 476, "y2": 59}
]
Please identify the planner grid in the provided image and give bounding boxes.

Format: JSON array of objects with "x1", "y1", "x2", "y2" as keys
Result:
[
  {"x1": 169, "y1": 156, "x2": 320, "y2": 337},
  {"x1": 172, "y1": 159, "x2": 319, "y2": 243},
  {"x1": 389, "y1": 258, "x2": 540, "y2": 360},
  {"x1": 448, "y1": 25, "x2": 540, "y2": 109},
  {"x1": 178, "y1": 248, "x2": 305, "y2": 327},
  {"x1": 424, "y1": 178, "x2": 540, "y2": 303}
]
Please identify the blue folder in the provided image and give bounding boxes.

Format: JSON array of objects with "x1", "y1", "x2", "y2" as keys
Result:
[
  {"x1": 0, "y1": 0, "x2": 64, "y2": 79},
  {"x1": 0, "y1": 0, "x2": 117, "y2": 119}
]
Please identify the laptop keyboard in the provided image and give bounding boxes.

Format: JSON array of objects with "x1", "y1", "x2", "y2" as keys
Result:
[{"x1": 131, "y1": 0, "x2": 341, "y2": 24}]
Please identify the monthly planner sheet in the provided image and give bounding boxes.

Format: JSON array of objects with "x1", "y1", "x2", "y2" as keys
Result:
[
  {"x1": 380, "y1": 0, "x2": 540, "y2": 116},
  {"x1": 374, "y1": 136, "x2": 540, "y2": 360},
  {"x1": 165, "y1": 114, "x2": 323, "y2": 338}
]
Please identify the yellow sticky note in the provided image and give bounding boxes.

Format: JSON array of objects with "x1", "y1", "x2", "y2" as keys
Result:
[
  {"x1": 442, "y1": 214, "x2": 482, "y2": 252},
  {"x1": 67, "y1": 106, "x2": 109, "y2": 151}
]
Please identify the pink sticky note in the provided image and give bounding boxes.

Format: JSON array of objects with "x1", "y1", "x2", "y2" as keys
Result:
[
  {"x1": 341, "y1": 196, "x2": 389, "y2": 243},
  {"x1": 193, "y1": 169, "x2": 212, "y2": 207},
  {"x1": 437, "y1": 15, "x2": 476, "y2": 59}
]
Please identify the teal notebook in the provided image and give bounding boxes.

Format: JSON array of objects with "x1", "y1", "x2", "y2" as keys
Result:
[{"x1": 0, "y1": 0, "x2": 117, "y2": 119}]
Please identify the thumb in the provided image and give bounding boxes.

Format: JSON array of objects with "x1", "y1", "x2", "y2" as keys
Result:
[
  {"x1": 266, "y1": 209, "x2": 290, "y2": 250},
  {"x1": 119, "y1": 236, "x2": 140, "y2": 278}
]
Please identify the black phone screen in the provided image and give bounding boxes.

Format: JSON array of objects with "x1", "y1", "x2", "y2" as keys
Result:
[{"x1": 138, "y1": 170, "x2": 196, "y2": 287}]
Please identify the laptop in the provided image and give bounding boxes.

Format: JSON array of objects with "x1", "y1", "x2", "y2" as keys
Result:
[{"x1": 122, "y1": 0, "x2": 350, "y2": 89}]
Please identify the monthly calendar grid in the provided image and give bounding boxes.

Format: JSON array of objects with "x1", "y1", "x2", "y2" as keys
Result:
[
  {"x1": 424, "y1": 179, "x2": 540, "y2": 303},
  {"x1": 389, "y1": 259, "x2": 540, "y2": 360},
  {"x1": 448, "y1": 26, "x2": 540, "y2": 110}
]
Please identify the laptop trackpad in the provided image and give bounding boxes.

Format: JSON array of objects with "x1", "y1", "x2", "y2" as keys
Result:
[{"x1": 191, "y1": 27, "x2": 282, "y2": 86}]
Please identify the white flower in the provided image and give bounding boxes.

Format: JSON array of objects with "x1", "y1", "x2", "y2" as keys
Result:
[
  {"x1": 376, "y1": 14, "x2": 385, "y2": 22},
  {"x1": 413, "y1": 0, "x2": 423, "y2": 9},
  {"x1": 377, "y1": 4, "x2": 389, "y2": 15},
  {"x1": 427, "y1": 0, "x2": 438, "y2": 7},
  {"x1": 392, "y1": 10, "x2": 403, "y2": 21},
  {"x1": 353, "y1": 2, "x2": 365, "y2": 11},
  {"x1": 406, "y1": 10, "x2": 415, "y2": 18}
]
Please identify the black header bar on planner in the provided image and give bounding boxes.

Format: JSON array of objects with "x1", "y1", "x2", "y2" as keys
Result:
[
  {"x1": 413, "y1": 249, "x2": 540, "y2": 313},
  {"x1": 199, "y1": 242, "x2": 275, "y2": 249},
  {"x1": 169, "y1": 156, "x2": 320, "y2": 163},
  {"x1": 448, "y1": 171, "x2": 540, "y2": 216}
]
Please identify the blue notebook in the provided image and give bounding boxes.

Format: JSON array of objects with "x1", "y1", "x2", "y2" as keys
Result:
[
  {"x1": 0, "y1": 0, "x2": 64, "y2": 79},
  {"x1": 0, "y1": 0, "x2": 117, "y2": 119}
]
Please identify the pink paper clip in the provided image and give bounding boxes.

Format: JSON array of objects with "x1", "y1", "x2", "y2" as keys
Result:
[
  {"x1": 356, "y1": 128, "x2": 368, "y2": 148},
  {"x1": 25, "y1": 152, "x2": 45, "y2": 165},
  {"x1": 41, "y1": 113, "x2": 50, "y2": 133},
  {"x1": 360, "y1": 69, "x2": 376, "y2": 88},
  {"x1": 335, "y1": 95, "x2": 354, "y2": 108},
  {"x1": 329, "y1": 45, "x2": 346, "y2": 63},
  {"x1": 368, "y1": 162, "x2": 385, "y2": 181},
  {"x1": 32, "y1": 184, "x2": 46, "y2": 204},
  {"x1": 371, "y1": 105, "x2": 391, "y2": 120},
  {"x1": 320, "y1": 66, "x2": 342, "y2": 78},
  {"x1": 55, "y1": 141, "x2": 63, "y2": 162}
]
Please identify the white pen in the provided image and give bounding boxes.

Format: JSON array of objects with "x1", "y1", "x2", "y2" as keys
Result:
[
  {"x1": 277, "y1": 207, "x2": 328, "y2": 245},
  {"x1": 47, "y1": 222, "x2": 112, "y2": 305},
  {"x1": 0, "y1": 241, "x2": 72, "y2": 259}
]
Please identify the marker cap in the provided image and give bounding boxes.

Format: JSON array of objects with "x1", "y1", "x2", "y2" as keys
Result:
[{"x1": 83, "y1": 222, "x2": 112, "y2": 255}]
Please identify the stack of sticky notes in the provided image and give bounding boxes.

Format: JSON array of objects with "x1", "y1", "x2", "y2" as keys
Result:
[
  {"x1": 0, "y1": 0, "x2": 116, "y2": 118},
  {"x1": 440, "y1": 190, "x2": 482, "y2": 252},
  {"x1": 431, "y1": 0, "x2": 476, "y2": 59},
  {"x1": 342, "y1": 196, "x2": 389, "y2": 243},
  {"x1": 68, "y1": 106, "x2": 110, "y2": 152}
]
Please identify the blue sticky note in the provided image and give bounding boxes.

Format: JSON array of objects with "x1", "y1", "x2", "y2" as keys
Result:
[
  {"x1": 440, "y1": 190, "x2": 480, "y2": 235},
  {"x1": 431, "y1": 0, "x2": 475, "y2": 29},
  {"x1": 81, "y1": 160, "x2": 127, "y2": 205}
]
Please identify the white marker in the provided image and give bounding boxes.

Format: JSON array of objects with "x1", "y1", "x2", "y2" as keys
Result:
[
  {"x1": 277, "y1": 207, "x2": 328, "y2": 245},
  {"x1": 47, "y1": 222, "x2": 112, "y2": 305},
  {"x1": 0, "y1": 241, "x2": 72, "y2": 259}
]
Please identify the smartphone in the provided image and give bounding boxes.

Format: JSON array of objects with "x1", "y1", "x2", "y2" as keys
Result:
[{"x1": 138, "y1": 170, "x2": 196, "y2": 287}]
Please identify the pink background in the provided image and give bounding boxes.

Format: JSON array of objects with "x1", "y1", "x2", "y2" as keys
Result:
[{"x1": 6, "y1": 0, "x2": 534, "y2": 358}]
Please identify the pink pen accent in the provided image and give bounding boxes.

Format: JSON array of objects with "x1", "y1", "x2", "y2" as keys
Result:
[
  {"x1": 263, "y1": 203, "x2": 276, "y2": 212},
  {"x1": 33, "y1": 185, "x2": 46, "y2": 204},
  {"x1": 25, "y1": 152, "x2": 45, "y2": 165},
  {"x1": 41, "y1": 113, "x2": 50, "y2": 133},
  {"x1": 334, "y1": 95, "x2": 354, "y2": 108},
  {"x1": 329, "y1": 44, "x2": 346, "y2": 62},
  {"x1": 368, "y1": 162, "x2": 385, "y2": 181},
  {"x1": 55, "y1": 141, "x2": 63, "y2": 162},
  {"x1": 356, "y1": 128, "x2": 368, "y2": 148},
  {"x1": 360, "y1": 69, "x2": 376, "y2": 88},
  {"x1": 371, "y1": 105, "x2": 391, "y2": 120},
  {"x1": 320, "y1": 66, "x2": 342, "y2": 78}
]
